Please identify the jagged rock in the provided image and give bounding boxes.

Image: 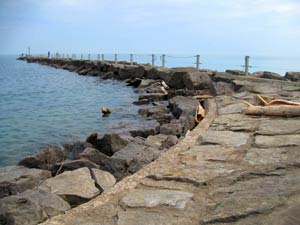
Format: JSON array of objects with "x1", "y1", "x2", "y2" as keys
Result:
[
  {"x1": 51, "y1": 159, "x2": 100, "y2": 176},
  {"x1": 253, "y1": 71, "x2": 286, "y2": 80},
  {"x1": 214, "y1": 81, "x2": 235, "y2": 95},
  {"x1": 63, "y1": 142, "x2": 93, "y2": 160},
  {"x1": 39, "y1": 168, "x2": 100, "y2": 207},
  {"x1": 79, "y1": 148, "x2": 108, "y2": 164},
  {"x1": 146, "y1": 134, "x2": 169, "y2": 148},
  {"x1": 285, "y1": 72, "x2": 300, "y2": 82},
  {"x1": 167, "y1": 89, "x2": 211, "y2": 98},
  {"x1": 138, "y1": 93, "x2": 167, "y2": 102},
  {"x1": 120, "y1": 189, "x2": 193, "y2": 209},
  {"x1": 126, "y1": 78, "x2": 142, "y2": 87},
  {"x1": 91, "y1": 168, "x2": 116, "y2": 192},
  {"x1": 159, "y1": 120, "x2": 185, "y2": 137},
  {"x1": 18, "y1": 146, "x2": 65, "y2": 170},
  {"x1": 118, "y1": 66, "x2": 145, "y2": 79},
  {"x1": 160, "y1": 135, "x2": 178, "y2": 149},
  {"x1": 0, "y1": 166, "x2": 51, "y2": 199},
  {"x1": 95, "y1": 133, "x2": 129, "y2": 156},
  {"x1": 129, "y1": 120, "x2": 160, "y2": 138},
  {"x1": 85, "y1": 132, "x2": 99, "y2": 145},
  {"x1": 169, "y1": 96, "x2": 199, "y2": 119},
  {"x1": 211, "y1": 72, "x2": 236, "y2": 83},
  {"x1": 225, "y1": 69, "x2": 246, "y2": 76},
  {"x1": 0, "y1": 189, "x2": 70, "y2": 225},
  {"x1": 112, "y1": 142, "x2": 160, "y2": 174}
]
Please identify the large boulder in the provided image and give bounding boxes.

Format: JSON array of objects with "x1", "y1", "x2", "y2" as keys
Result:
[
  {"x1": 18, "y1": 146, "x2": 65, "y2": 170},
  {"x1": 38, "y1": 167, "x2": 100, "y2": 207},
  {"x1": 166, "y1": 67, "x2": 198, "y2": 89},
  {"x1": 285, "y1": 72, "x2": 300, "y2": 82},
  {"x1": 118, "y1": 66, "x2": 145, "y2": 80},
  {"x1": 95, "y1": 133, "x2": 129, "y2": 156},
  {"x1": 0, "y1": 166, "x2": 51, "y2": 199},
  {"x1": 168, "y1": 96, "x2": 199, "y2": 119},
  {"x1": 0, "y1": 189, "x2": 70, "y2": 225},
  {"x1": 129, "y1": 120, "x2": 160, "y2": 138},
  {"x1": 63, "y1": 142, "x2": 93, "y2": 160}
]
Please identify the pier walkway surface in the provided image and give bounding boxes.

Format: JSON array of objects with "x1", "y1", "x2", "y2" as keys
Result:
[{"x1": 41, "y1": 75, "x2": 300, "y2": 225}]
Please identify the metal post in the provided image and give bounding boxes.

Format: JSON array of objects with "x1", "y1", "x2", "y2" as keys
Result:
[
  {"x1": 115, "y1": 54, "x2": 118, "y2": 64},
  {"x1": 196, "y1": 55, "x2": 200, "y2": 69},
  {"x1": 28, "y1": 47, "x2": 31, "y2": 56},
  {"x1": 88, "y1": 53, "x2": 90, "y2": 60},
  {"x1": 97, "y1": 54, "x2": 100, "y2": 61},
  {"x1": 101, "y1": 54, "x2": 104, "y2": 61},
  {"x1": 152, "y1": 54, "x2": 155, "y2": 66},
  {"x1": 130, "y1": 54, "x2": 133, "y2": 65},
  {"x1": 162, "y1": 54, "x2": 166, "y2": 67},
  {"x1": 81, "y1": 54, "x2": 83, "y2": 60},
  {"x1": 245, "y1": 56, "x2": 250, "y2": 76}
]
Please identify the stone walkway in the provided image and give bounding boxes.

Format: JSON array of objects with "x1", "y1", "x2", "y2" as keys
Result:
[{"x1": 42, "y1": 78, "x2": 300, "y2": 225}]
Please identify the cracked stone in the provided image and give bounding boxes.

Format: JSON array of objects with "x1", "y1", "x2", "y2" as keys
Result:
[{"x1": 255, "y1": 135, "x2": 300, "y2": 148}]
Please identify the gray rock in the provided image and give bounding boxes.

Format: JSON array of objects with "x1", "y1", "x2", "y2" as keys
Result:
[
  {"x1": 182, "y1": 71, "x2": 215, "y2": 94},
  {"x1": 169, "y1": 96, "x2": 199, "y2": 119},
  {"x1": 118, "y1": 66, "x2": 145, "y2": 79},
  {"x1": 63, "y1": 142, "x2": 93, "y2": 160},
  {"x1": 51, "y1": 159, "x2": 100, "y2": 176},
  {"x1": 212, "y1": 72, "x2": 236, "y2": 83},
  {"x1": 218, "y1": 103, "x2": 245, "y2": 115},
  {"x1": 79, "y1": 148, "x2": 109, "y2": 165},
  {"x1": 91, "y1": 168, "x2": 116, "y2": 192},
  {"x1": 138, "y1": 93, "x2": 167, "y2": 102},
  {"x1": 39, "y1": 167, "x2": 100, "y2": 207},
  {"x1": 253, "y1": 71, "x2": 286, "y2": 80},
  {"x1": 159, "y1": 120, "x2": 185, "y2": 137},
  {"x1": 146, "y1": 134, "x2": 168, "y2": 148},
  {"x1": 214, "y1": 81, "x2": 235, "y2": 95},
  {"x1": 285, "y1": 72, "x2": 300, "y2": 82},
  {"x1": 225, "y1": 69, "x2": 246, "y2": 76},
  {"x1": 199, "y1": 130, "x2": 250, "y2": 147},
  {"x1": 96, "y1": 133, "x2": 129, "y2": 156},
  {"x1": 0, "y1": 189, "x2": 70, "y2": 225},
  {"x1": 255, "y1": 134, "x2": 300, "y2": 148},
  {"x1": 0, "y1": 166, "x2": 51, "y2": 199},
  {"x1": 256, "y1": 119, "x2": 300, "y2": 135},
  {"x1": 129, "y1": 120, "x2": 160, "y2": 138},
  {"x1": 160, "y1": 135, "x2": 178, "y2": 149},
  {"x1": 120, "y1": 189, "x2": 193, "y2": 209},
  {"x1": 18, "y1": 146, "x2": 65, "y2": 170}
]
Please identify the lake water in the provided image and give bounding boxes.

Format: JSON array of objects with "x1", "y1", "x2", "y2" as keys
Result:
[{"x1": 0, "y1": 56, "x2": 145, "y2": 166}]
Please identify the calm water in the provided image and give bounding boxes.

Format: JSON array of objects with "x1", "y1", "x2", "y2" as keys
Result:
[{"x1": 0, "y1": 56, "x2": 145, "y2": 166}]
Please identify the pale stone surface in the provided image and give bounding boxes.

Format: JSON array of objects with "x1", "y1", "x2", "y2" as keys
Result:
[
  {"x1": 199, "y1": 130, "x2": 250, "y2": 147},
  {"x1": 0, "y1": 166, "x2": 51, "y2": 199},
  {"x1": 91, "y1": 168, "x2": 116, "y2": 192},
  {"x1": 121, "y1": 189, "x2": 193, "y2": 209},
  {"x1": 218, "y1": 103, "x2": 245, "y2": 115},
  {"x1": 39, "y1": 167, "x2": 100, "y2": 206},
  {"x1": 256, "y1": 119, "x2": 300, "y2": 135},
  {"x1": 255, "y1": 134, "x2": 300, "y2": 148}
]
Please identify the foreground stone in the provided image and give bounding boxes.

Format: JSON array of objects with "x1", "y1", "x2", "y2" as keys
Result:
[
  {"x1": 120, "y1": 189, "x2": 193, "y2": 209},
  {"x1": 91, "y1": 168, "x2": 116, "y2": 192},
  {"x1": 38, "y1": 167, "x2": 100, "y2": 207},
  {"x1": 0, "y1": 166, "x2": 51, "y2": 199},
  {"x1": 285, "y1": 72, "x2": 300, "y2": 82},
  {"x1": 0, "y1": 189, "x2": 70, "y2": 225}
]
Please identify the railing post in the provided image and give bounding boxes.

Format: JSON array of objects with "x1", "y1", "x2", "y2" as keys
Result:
[
  {"x1": 196, "y1": 55, "x2": 200, "y2": 69},
  {"x1": 97, "y1": 54, "x2": 100, "y2": 61},
  {"x1": 88, "y1": 53, "x2": 91, "y2": 60},
  {"x1": 101, "y1": 54, "x2": 104, "y2": 61},
  {"x1": 115, "y1": 53, "x2": 118, "y2": 64},
  {"x1": 152, "y1": 54, "x2": 155, "y2": 66},
  {"x1": 28, "y1": 47, "x2": 31, "y2": 56},
  {"x1": 245, "y1": 56, "x2": 250, "y2": 76},
  {"x1": 162, "y1": 54, "x2": 166, "y2": 67},
  {"x1": 130, "y1": 54, "x2": 133, "y2": 65}
]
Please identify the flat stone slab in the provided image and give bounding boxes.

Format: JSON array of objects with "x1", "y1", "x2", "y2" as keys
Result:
[
  {"x1": 199, "y1": 131, "x2": 250, "y2": 147},
  {"x1": 256, "y1": 119, "x2": 300, "y2": 135},
  {"x1": 0, "y1": 166, "x2": 51, "y2": 198},
  {"x1": 218, "y1": 103, "x2": 245, "y2": 115},
  {"x1": 255, "y1": 135, "x2": 300, "y2": 148},
  {"x1": 121, "y1": 189, "x2": 193, "y2": 209},
  {"x1": 39, "y1": 167, "x2": 100, "y2": 206}
]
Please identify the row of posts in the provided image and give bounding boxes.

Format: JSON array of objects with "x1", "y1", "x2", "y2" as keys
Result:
[{"x1": 50, "y1": 53, "x2": 251, "y2": 74}]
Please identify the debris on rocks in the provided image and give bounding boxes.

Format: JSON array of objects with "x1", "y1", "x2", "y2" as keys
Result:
[
  {"x1": 243, "y1": 94, "x2": 300, "y2": 117},
  {"x1": 195, "y1": 104, "x2": 206, "y2": 123}
]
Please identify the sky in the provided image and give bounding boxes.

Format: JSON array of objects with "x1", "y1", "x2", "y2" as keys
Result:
[{"x1": 0, "y1": 0, "x2": 300, "y2": 56}]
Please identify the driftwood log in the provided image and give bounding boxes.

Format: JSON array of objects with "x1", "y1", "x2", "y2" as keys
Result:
[{"x1": 244, "y1": 95, "x2": 300, "y2": 117}]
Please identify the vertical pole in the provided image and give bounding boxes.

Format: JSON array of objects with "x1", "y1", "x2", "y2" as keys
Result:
[
  {"x1": 115, "y1": 53, "x2": 118, "y2": 64},
  {"x1": 245, "y1": 56, "x2": 250, "y2": 76},
  {"x1": 81, "y1": 54, "x2": 83, "y2": 60},
  {"x1": 152, "y1": 54, "x2": 155, "y2": 66},
  {"x1": 88, "y1": 53, "x2": 90, "y2": 60},
  {"x1": 97, "y1": 54, "x2": 100, "y2": 61},
  {"x1": 130, "y1": 54, "x2": 133, "y2": 65},
  {"x1": 196, "y1": 55, "x2": 200, "y2": 69},
  {"x1": 162, "y1": 54, "x2": 166, "y2": 67},
  {"x1": 28, "y1": 47, "x2": 31, "y2": 56},
  {"x1": 101, "y1": 54, "x2": 104, "y2": 61}
]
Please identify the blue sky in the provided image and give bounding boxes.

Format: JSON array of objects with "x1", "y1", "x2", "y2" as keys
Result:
[{"x1": 0, "y1": 0, "x2": 300, "y2": 56}]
